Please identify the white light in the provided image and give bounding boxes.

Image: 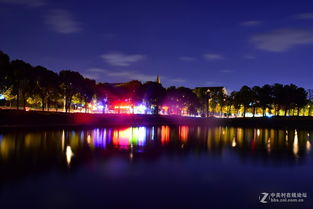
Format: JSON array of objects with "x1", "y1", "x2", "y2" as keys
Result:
[
  {"x1": 134, "y1": 104, "x2": 147, "y2": 114},
  {"x1": 97, "y1": 105, "x2": 104, "y2": 110},
  {"x1": 232, "y1": 137, "x2": 236, "y2": 147},
  {"x1": 66, "y1": 146, "x2": 74, "y2": 166},
  {"x1": 266, "y1": 113, "x2": 273, "y2": 118}
]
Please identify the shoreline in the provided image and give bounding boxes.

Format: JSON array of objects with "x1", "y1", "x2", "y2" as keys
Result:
[{"x1": 1, "y1": 109, "x2": 313, "y2": 130}]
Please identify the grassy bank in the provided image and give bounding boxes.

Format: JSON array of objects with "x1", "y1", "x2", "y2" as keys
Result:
[{"x1": 0, "y1": 109, "x2": 313, "y2": 129}]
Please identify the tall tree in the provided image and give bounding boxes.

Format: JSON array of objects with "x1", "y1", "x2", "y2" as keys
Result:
[
  {"x1": 259, "y1": 84, "x2": 273, "y2": 116},
  {"x1": 237, "y1": 86, "x2": 253, "y2": 117},
  {"x1": 142, "y1": 81, "x2": 166, "y2": 114},
  {"x1": 10, "y1": 60, "x2": 35, "y2": 110},
  {"x1": 81, "y1": 78, "x2": 96, "y2": 112},
  {"x1": 59, "y1": 70, "x2": 84, "y2": 112},
  {"x1": 0, "y1": 51, "x2": 11, "y2": 93},
  {"x1": 33, "y1": 66, "x2": 60, "y2": 111},
  {"x1": 272, "y1": 83, "x2": 284, "y2": 116},
  {"x1": 294, "y1": 87, "x2": 308, "y2": 116}
]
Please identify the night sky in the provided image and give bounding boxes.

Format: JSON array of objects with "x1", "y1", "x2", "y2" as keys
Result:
[{"x1": 0, "y1": 0, "x2": 312, "y2": 91}]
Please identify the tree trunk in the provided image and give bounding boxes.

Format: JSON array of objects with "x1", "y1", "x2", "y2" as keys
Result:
[
  {"x1": 16, "y1": 88, "x2": 20, "y2": 110},
  {"x1": 243, "y1": 106, "x2": 246, "y2": 118},
  {"x1": 68, "y1": 96, "x2": 72, "y2": 113},
  {"x1": 47, "y1": 98, "x2": 50, "y2": 111},
  {"x1": 276, "y1": 105, "x2": 280, "y2": 116},
  {"x1": 65, "y1": 97, "x2": 69, "y2": 113},
  {"x1": 41, "y1": 96, "x2": 45, "y2": 111},
  {"x1": 206, "y1": 99, "x2": 209, "y2": 117},
  {"x1": 22, "y1": 93, "x2": 26, "y2": 111},
  {"x1": 85, "y1": 98, "x2": 88, "y2": 113},
  {"x1": 297, "y1": 107, "x2": 300, "y2": 116},
  {"x1": 220, "y1": 105, "x2": 223, "y2": 117}
]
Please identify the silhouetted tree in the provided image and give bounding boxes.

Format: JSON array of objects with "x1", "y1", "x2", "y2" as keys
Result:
[
  {"x1": 236, "y1": 86, "x2": 254, "y2": 117},
  {"x1": 142, "y1": 81, "x2": 166, "y2": 114},
  {"x1": 272, "y1": 83, "x2": 284, "y2": 116},
  {"x1": 193, "y1": 88, "x2": 209, "y2": 117},
  {"x1": 10, "y1": 60, "x2": 35, "y2": 110},
  {"x1": 163, "y1": 86, "x2": 199, "y2": 115},
  {"x1": 0, "y1": 51, "x2": 11, "y2": 93},
  {"x1": 81, "y1": 78, "x2": 96, "y2": 112},
  {"x1": 59, "y1": 70, "x2": 84, "y2": 112},
  {"x1": 33, "y1": 66, "x2": 60, "y2": 111},
  {"x1": 117, "y1": 80, "x2": 143, "y2": 105},
  {"x1": 295, "y1": 87, "x2": 307, "y2": 116},
  {"x1": 259, "y1": 84, "x2": 273, "y2": 116}
]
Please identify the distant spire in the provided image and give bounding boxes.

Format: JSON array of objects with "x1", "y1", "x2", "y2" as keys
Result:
[{"x1": 156, "y1": 75, "x2": 161, "y2": 84}]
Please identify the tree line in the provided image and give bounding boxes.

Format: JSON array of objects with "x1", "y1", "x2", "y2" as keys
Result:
[{"x1": 0, "y1": 50, "x2": 312, "y2": 117}]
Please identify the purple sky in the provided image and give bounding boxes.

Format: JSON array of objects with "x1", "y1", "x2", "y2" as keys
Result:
[{"x1": 0, "y1": 0, "x2": 312, "y2": 91}]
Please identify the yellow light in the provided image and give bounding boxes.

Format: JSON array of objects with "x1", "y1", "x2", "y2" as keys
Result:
[
  {"x1": 306, "y1": 140, "x2": 311, "y2": 152},
  {"x1": 267, "y1": 138, "x2": 271, "y2": 153},
  {"x1": 61, "y1": 130, "x2": 65, "y2": 151},
  {"x1": 293, "y1": 130, "x2": 299, "y2": 156},
  {"x1": 87, "y1": 134, "x2": 91, "y2": 144}
]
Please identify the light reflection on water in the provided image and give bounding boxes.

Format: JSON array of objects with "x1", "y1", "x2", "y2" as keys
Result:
[
  {"x1": 0, "y1": 126, "x2": 312, "y2": 167},
  {"x1": 1, "y1": 126, "x2": 313, "y2": 209}
]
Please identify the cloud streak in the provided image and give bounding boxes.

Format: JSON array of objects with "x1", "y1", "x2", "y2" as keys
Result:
[
  {"x1": 203, "y1": 53, "x2": 224, "y2": 60},
  {"x1": 46, "y1": 9, "x2": 81, "y2": 34},
  {"x1": 251, "y1": 29, "x2": 313, "y2": 52},
  {"x1": 294, "y1": 13, "x2": 313, "y2": 20},
  {"x1": 87, "y1": 68, "x2": 155, "y2": 81},
  {"x1": 170, "y1": 78, "x2": 186, "y2": 83},
  {"x1": 86, "y1": 68, "x2": 187, "y2": 84},
  {"x1": 179, "y1": 56, "x2": 196, "y2": 62},
  {"x1": 243, "y1": 55, "x2": 256, "y2": 59},
  {"x1": 101, "y1": 53, "x2": 145, "y2": 67},
  {"x1": 240, "y1": 20, "x2": 261, "y2": 26},
  {"x1": 220, "y1": 69, "x2": 233, "y2": 73},
  {"x1": 0, "y1": 0, "x2": 46, "y2": 7}
]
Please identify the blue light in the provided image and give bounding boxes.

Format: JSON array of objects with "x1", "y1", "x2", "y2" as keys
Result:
[
  {"x1": 265, "y1": 113, "x2": 273, "y2": 118},
  {"x1": 0, "y1": 94, "x2": 4, "y2": 100}
]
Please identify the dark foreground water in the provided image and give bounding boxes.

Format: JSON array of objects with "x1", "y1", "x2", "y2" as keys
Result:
[{"x1": 0, "y1": 126, "x2": 312, "y2": 209}]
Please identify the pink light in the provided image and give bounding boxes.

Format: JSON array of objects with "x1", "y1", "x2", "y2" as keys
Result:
[{"x1": 112, "y1": 128, "x2": 131, "y2": 149}]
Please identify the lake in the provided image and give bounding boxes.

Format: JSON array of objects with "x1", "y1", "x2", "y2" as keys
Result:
[{"x1": 0, "y1": 126, "x2": 312, "y2": 209}]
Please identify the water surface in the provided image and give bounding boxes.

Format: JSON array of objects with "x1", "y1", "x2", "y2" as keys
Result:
[{"x1": 0, "y1": 126, "x2": 312, "y2": 209}]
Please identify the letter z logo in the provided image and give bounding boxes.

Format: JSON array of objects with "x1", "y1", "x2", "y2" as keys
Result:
[{"x1": 259, "y1": 192, "x2": 269, "y2": 203}]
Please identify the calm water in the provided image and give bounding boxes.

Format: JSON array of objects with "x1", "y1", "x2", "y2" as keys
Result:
[{"x1": 0, "y1": 126, "x2": 313, "y2": 209}]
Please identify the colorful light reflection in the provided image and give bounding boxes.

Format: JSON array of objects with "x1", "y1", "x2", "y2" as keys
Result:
[
  {"x1": 112, "y1": 127, "x2": 147, "y2": 148},
  {"x1": 161, "y1": 126, "x2": 170, "y2": 144},
  {"x1": 179, "y1": 126, "x2": 189, "y2": 142}
]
